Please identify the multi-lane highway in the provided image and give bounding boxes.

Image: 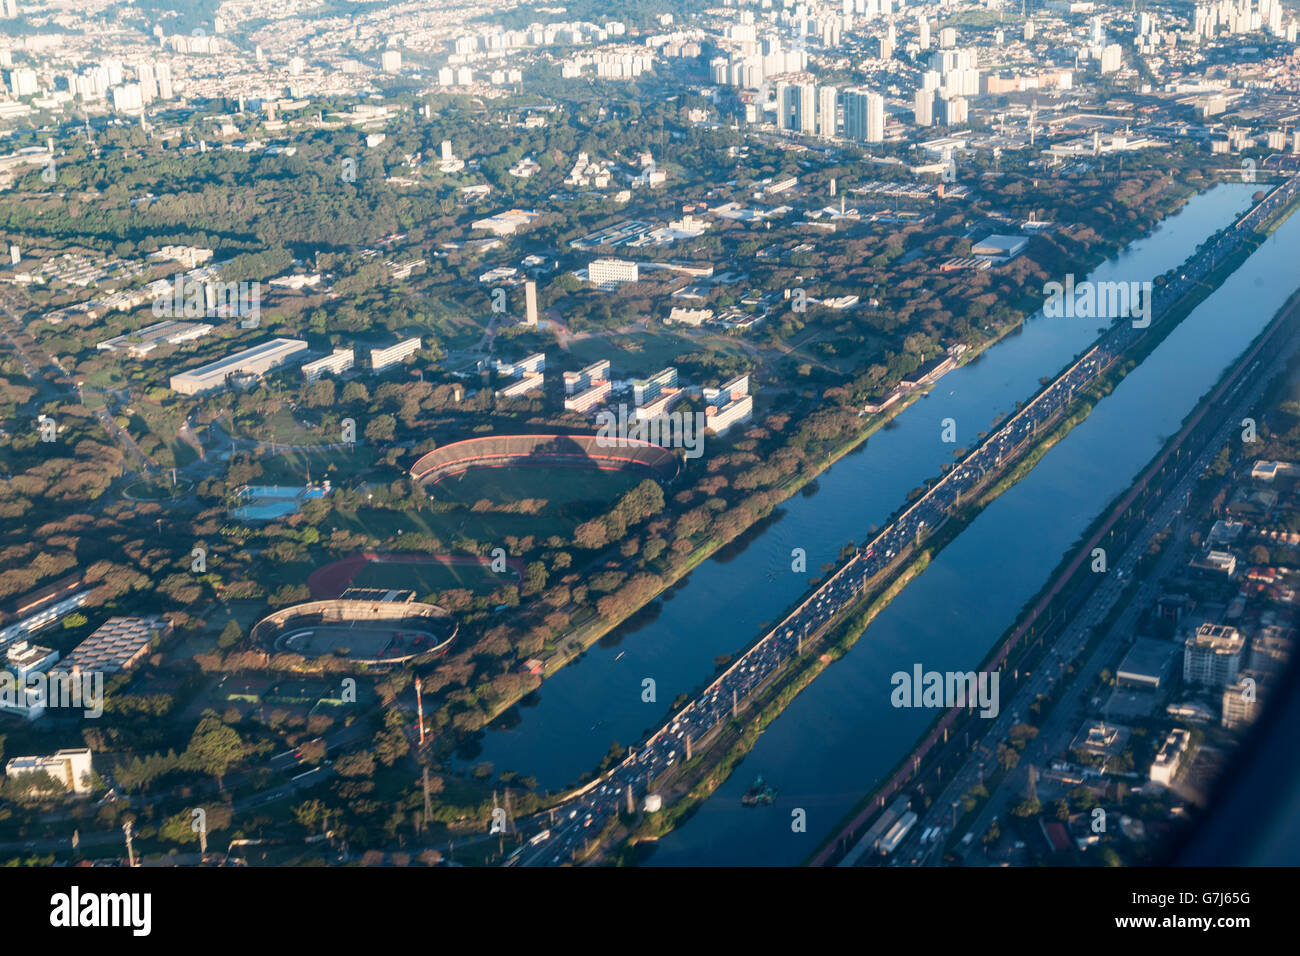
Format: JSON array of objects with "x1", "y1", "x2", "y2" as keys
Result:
[
  {"x1": 903, "y1": 308, "x2": 1299, "y2": 867},
  {"x1": 510, "y1": 177, "x2": 1298, "y2": 866}
]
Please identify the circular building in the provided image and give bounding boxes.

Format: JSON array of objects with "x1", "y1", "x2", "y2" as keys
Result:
[
  {"x1": 409, "y1": 433, "x2": 680, "y2": 487},
  {"x1": 252, "y1": 589, "x2": 457, "y2": 666}
]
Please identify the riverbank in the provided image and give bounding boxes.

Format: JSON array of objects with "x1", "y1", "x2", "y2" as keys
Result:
[
  {"x1": 810, "y1": 277, "x2": 1300, "y2": 867},
  {"x1": 590, "y1": 185, "x2": 1300, "y2": 863},
  {"x1": 461, "y1": 181, "x2": 1226, "y2": 753}
]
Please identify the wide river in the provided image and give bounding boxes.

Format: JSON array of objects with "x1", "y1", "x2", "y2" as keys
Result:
[{"x1": 463, "y1": 183, "x2": 1296, "y2": 863}]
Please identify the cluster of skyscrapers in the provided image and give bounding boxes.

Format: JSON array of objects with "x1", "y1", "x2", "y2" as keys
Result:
[
  {"x1": 775, "y1": 81, "x2": 886, "y2": 142},
  {"x1": 1194, "y1": 0, "x2": 1289, "y2": 38}
]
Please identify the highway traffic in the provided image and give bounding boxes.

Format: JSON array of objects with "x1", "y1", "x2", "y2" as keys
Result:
[{"x1": 510, "y1": 176, "x2": 1298, "y2": 866}]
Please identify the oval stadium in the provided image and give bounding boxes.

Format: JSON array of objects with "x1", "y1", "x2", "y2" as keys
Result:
[
  {"x1": 251, "y1": 589, "x2": 458, "y2": 665},
  {"x1": 409, "y1": 433, "x2": 680, "y2": 487}
]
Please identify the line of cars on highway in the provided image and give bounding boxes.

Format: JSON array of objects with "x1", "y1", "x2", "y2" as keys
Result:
[{"x1": 513, "y1": 178, "x2": 1299, "y2": 865}]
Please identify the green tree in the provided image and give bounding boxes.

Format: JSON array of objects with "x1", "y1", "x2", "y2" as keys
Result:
[
  {"x1": 1012, "y1": 797, "x2": 1041, "y2": 818},
  {"x1": 365, "y1": 415, "x2": 396, "y2": 443},
  {"x1": 218, "y1": 620, "x2": 242, "y2": 650},
  {"x1": 183, "y1": 714, "x2": 244, "y2": 788},
  {"x1": 306, "y1": 379, "x2": 336, "y2": 409},
  {"x1": 523, "y1": 560, "x2": 548, "y2": 595}
]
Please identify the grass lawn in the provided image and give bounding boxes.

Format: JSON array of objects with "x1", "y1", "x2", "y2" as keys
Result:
[
  {"x1": 331, "y1": 502, "x2": 578, "y2": 545},
  {"x1": 256, "y1": 446, "x2": 377, "y2": 484},
  {"x1": 234, "y1": 405, "x2": 336, "y2": 445},
  {"x1": 427, "y1": 309, "x2": 489, "y2": 352},
  {"x1": 429, "y1": 465, "x2": 642, "y2": 508},
  {"x1": 562, "y1": 329, "x2": 726, "y2": 377},
  {"x1": 323, "y1": 464, "x2": 640, "y2": 549},
  {"x1": 352, "y1": 559, "x2": 508, "y2": 593}
]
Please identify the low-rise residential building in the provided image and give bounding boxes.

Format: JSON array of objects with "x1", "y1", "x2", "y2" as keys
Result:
[
  {"x1": 1149, "y1": 729, "x2": 1191, "y2": 786},
  {"x1": 5, "y1": 748, "x2": 94, "y2": 794},
  {"x1": 496, "y1": 372, "x2": 544, "y2": 399},
  {"x1": 302, "y1": 348, "x2": 355, "y2": 381},
  {"x1": 370, "y1": 337, "x2": 420, "y2": 371},
  {"x1": 564, "y1": 379, "x2": 612, "y2": 413}
]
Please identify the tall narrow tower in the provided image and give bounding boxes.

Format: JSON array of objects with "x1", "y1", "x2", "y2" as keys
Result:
[
  {"x1": 415, "y1": 677, "x2": 426, "y2": 745},
  {"x1": 525, "y1": 280, "x2": 538, "y2": 326}
]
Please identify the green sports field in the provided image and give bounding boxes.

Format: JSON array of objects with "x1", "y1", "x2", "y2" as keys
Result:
[
  {"x1": 329, "y1": 465, "x2": 646, "y2": 549},
  {"x1": 428, "y1": 464, "x2": 643, "y2": 508},
  {"x1": 350, "y1": 558, "x2": 511, "y2": 594}
]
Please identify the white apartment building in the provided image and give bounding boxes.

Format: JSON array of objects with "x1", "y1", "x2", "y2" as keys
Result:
[
  {"x1": 705, "y1": 394, "x2": 754, "y2": 436},
  {"x1": 1183, "y1": 623, "x2": 1245, "y2": 688},
  {"x1": 563, "y1": 358, "x2": 610, "y2": 394},
  {"x1": 6, "y1": 748, "x2": 94, "y2": 794},
  {"x1": 496, "y1": 372, "x2": 544, "y2": 399},
  {"x1": 1148, "y1": 729, "x2": 1190, "y2": 786},
  {"x1": 370, "y1": 337, "x2": 421, "y2": 371},
  {"x1": 8, "y1": 67, "x2": 37, "y2": 96},
  {"x1": 589, "y1": 258, "x2": 639, "y2": 285},
  {"x1": 495, "y1": 352, "x2": 545, "y2": 378},
  {"x1": 818, "y1": 86, "x2": 837, "y2": 139},
  {"x1": 1100, "y1": 43, "x2": 1123, "y2": 74},
  {"x1": 564, "y1": 379, "x2": 612, "y2": 413},
  {"x1": 915, "y1": 89, "x2": 934, "y2": 127},
  {"x1": 111, "y1": 83, "x2": 143, "y2": 112},
  {"x1": 633, "y1": 367, "x2": 678, "y2": 406},
  {"x1": 302, "y1": 348, "x2": 355, "y2": 382}
]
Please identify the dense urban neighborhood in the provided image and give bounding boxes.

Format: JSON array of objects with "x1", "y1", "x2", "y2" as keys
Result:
[{"x1": 0, "y1": 0, "x2": 1296, "y2": 896}]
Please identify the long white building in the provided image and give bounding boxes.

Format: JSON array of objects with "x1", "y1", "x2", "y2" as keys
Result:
[
  {"x1": 370, "y1": 337, "x2": 421, "y2": 371},
  {"x1": 6, "y1": 748, "x2": 94, "y2": 794},
  {"x1": 169, "y1": 338, "x2": 308, "y2": 395},
  {"x1": 633, "y1": 366, "x2": 677, "y2": 406},
  {"x1": 302, "y1": 348, "x2": 355, "y2": 382},
  {"x1": 97, "y1": 319, "x2": 212, "y2": 356},
  {"x1": 589, "y1": 258, "x2": 639, "y2": 285},
  {"x1": 564, "y1": 358, "x2": 610, "y2": 394},
  {"x1": 496, "y1": 352, "x2": 546, "y2": 377},
  {"x1": 496, "y1": 372, "x2": 544, "y2": 399}
]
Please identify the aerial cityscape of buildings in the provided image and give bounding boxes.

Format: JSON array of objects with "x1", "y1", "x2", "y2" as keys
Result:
[{"x1": 0, "y1": 0, "x2": 1296, "y2": 901}]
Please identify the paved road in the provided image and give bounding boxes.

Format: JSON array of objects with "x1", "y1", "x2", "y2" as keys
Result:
[
  {"x1": 810, "y1": 176, "x2": 1299, "y2": 865},
  {"x1": 511, "y1": 177, "x2": 1299, "y2": 866},
  {"x1": 902, "y1": 304, "x2": 1299, "y2": 866}
]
